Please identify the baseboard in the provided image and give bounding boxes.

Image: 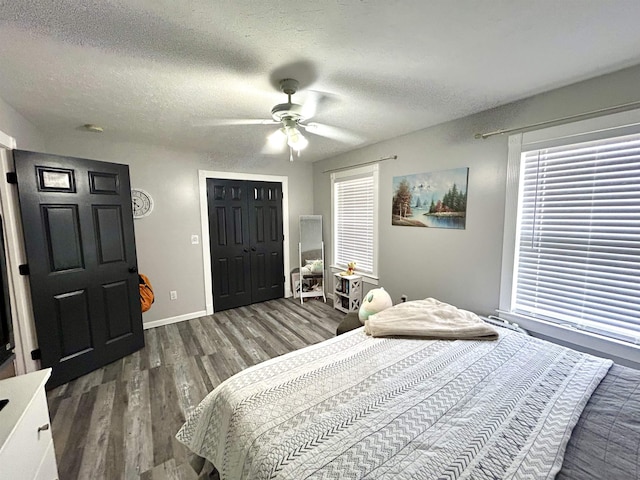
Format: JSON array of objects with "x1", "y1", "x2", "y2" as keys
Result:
[{"x1": 143, "y1": 310, "x2": 208, "y2": 330}]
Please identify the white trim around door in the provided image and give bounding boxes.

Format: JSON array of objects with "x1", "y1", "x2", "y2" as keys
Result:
[
  {"x1": 0, "y1": 136, "x2": 39, "y2": 374},
  {"x1": 198, "y1": 170, "x2": 291, "y2": 315}
]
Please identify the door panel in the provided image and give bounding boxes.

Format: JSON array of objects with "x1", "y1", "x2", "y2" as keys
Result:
[
  {"x1": 232, "y1": 207, "x2": 244, "y2": 243},
  {"x1": 14, "y1": 150, "x2": 144, "y2": 388},
  {"x1": 54, "y1": 289, "x2": 92, "y2": 360},
  {"x1": 269, "y1": 206, "x2": 279, "y2": 241},
  {"x1": 214, "y1": 206, "x2": 227, "y2": 245},
  {"x1": 254, "y1": 253, "x2": 266, "y2": 288},
  {"x1": 254, "y1": 206, "x2": 265, "y2": 243},
  {"x1": 89, "y1": 171, "x2": 119, "y2": 193},
  {"x1": 43, "y1": 205, "x2": 84, "y2": 271},
  {"x1": 94, "y1": 205, "x2": 126, "y2": 264},
  {"x1": 102, "y1": 280, "x2": 133, "y2": 341}
]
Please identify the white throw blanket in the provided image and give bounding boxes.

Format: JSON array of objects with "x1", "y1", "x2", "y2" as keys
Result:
[{"x1": 364, "y1": 297, "x2": 499, "y2": 340}]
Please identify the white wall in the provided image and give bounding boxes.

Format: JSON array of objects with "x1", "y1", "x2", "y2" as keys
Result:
[
  {"x1": 313, "y1": 64, "x2": 640, "y2": 318},
  {"x1": 44, "y1": 133, "x2": 314, "y2": 324}
]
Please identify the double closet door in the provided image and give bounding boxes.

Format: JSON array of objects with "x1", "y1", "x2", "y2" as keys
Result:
[{"x1": 207, "y1": 178, "x2": 284, "y2": 311}]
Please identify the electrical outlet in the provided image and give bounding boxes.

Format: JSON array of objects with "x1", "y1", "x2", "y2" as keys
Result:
[
  {"x1": 191, "y1": 234, "x2": 199, "y2": 245},
  {"x1": 170, "y1": 290, "x2": 178, "y2": 300}
]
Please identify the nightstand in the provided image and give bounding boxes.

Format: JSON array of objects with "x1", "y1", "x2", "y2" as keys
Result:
[
  {"x1": 333, "y1": 274, "x2": 362, "y2": 313},
  {"x1": 0, "y1": 369, "x2": 58, "y2": 480}
]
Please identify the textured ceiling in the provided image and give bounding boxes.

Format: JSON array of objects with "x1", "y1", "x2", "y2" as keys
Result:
[{"x1": 1, "y1": 1, "x2": 640, "y2": 162}]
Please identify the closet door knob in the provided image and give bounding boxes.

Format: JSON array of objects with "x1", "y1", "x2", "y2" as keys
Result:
[
  {"x1": 251, "y1": 247, "x2": 256, "y2": 252},
  {"x1": 128, "y1": 266, "x2": 138, "y2": 273},
  {"x1": 37, "y1": 424, "x2": 50, "y2": 433},
  {"x1": 243, "y1": 248, "x2": 249, "y2": 253}
]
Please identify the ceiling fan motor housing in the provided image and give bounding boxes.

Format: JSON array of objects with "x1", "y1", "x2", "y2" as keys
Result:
[
  {"x1": 271, "y1": 102, "x2": 304, "y2": 122},
  {"x1": 271, "y1": 78, "x2": 306, "y2": 123}
]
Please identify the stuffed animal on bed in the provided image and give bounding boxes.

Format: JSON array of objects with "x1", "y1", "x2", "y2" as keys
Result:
[{"x1": 359, "y1": 287, "x2": 393, "y2": 323}]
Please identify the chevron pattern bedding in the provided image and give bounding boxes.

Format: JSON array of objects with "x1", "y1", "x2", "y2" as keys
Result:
[{"x1": 177, "y1": 328, "x2": 611, "y2": 480}]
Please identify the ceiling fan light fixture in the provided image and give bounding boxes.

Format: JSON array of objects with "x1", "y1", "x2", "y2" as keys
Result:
[
  {"x1": 279, "y1": 116, "x2": 308, "y2": 151},
  {"x1": 286, "y1": 127, "x2": 308, "y2": 151},
  {"x1": 268, "y1": 128, "x2": 287, "y2": 145}
]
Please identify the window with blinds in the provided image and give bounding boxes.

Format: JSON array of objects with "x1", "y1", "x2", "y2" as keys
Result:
[
  {"x1": 513, "y1": 132, "x2": 640, "y2": 345},
  {"x1": 332, "y1": 165, "x2": 378, "y2": 275}
]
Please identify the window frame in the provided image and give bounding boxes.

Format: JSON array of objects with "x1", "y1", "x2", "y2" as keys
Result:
[
  {"x1": 331, "y1": 164, "x2": 379, "y2": 283},
  {"x1": 499, "y1": 108, "x2": 640, "y2": 368}
]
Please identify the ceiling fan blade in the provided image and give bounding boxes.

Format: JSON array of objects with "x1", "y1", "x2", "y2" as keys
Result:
[
  {"x1": 300, "y1": 90, "x2": 321, "y2": 120},
  {"x1": 193, "y1": 118, "x2": 277, "y2": 127},
  {"x1": 300, "y1": 89, "x2": 342, "y2": 120},
  {"x1": 301, "y1": 122, "x2": 365, "y2": 145}
]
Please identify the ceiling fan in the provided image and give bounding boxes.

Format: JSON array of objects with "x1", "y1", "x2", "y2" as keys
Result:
[
  {"x1": 202, "y1": 78, "x2": 362, "y2": 161},
  {"x1": 268, "y1": 78, "x2": 313, "y2": 159}
]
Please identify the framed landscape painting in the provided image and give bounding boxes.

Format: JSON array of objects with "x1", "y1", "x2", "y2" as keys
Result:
[{"x1": 392, "y1": 167, "x2": 469, "y2": 229}]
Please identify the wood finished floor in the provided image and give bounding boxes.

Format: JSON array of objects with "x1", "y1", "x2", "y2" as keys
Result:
[{"x1": 46, "y1": 298, "x2": 344, "y2": 480}]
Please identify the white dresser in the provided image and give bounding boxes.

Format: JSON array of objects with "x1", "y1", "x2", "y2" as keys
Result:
[{"x1": 0, "y1": 369, "x2": 59, "y2": 480}]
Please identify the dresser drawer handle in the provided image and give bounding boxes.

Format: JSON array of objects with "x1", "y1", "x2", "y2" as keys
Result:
[{"x1": 37, "y1": 424, "x2": 50, "y2": 433}]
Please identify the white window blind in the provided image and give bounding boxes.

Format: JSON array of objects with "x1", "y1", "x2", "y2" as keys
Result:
[
  {"x1": 514, "y1": 131, "x2": 640, "y2": 344},
  {"x1": 334, "y1": 173, "x2": 375, "y2": 274}
]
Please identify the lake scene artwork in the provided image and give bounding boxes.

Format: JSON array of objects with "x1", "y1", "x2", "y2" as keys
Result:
[{"x1": 392, "y1": 167, "x2": 469, "y2": 229}]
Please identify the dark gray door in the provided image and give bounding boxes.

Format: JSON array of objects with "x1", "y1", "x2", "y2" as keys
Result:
[
  {"x1": 248, "y1": 181, "x2": 285, "y2": 303},
  {"x1": 14, "y1": 150, "x2": 144, "y2": 388},
  {"x1": 207, "y1": 178, "x2": 284, "y2": 311},
  {"x1": 207, "y1": 178, "x2": 252, "y2": 311}
]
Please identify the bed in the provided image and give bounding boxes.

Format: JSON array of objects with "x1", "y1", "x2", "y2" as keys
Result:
[{"x1": 176, "y1": 302, "x2": 640, "y2": 480}]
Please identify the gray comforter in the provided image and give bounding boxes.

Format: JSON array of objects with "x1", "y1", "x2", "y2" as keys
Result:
[
  {"x1": 184, "y1": 363, "x2": 640, "y2": 480},
  {"x1": 177, "y1": 329, "x2": 615, "y2": 480},
  {"x1": 558, "y1": 364, "x2": 640, "y2": 480}
]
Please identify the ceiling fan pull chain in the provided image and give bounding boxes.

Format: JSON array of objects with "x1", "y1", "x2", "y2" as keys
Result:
[{"x1": 289, "y1": 147, "x2": 294, "y2": 162}]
